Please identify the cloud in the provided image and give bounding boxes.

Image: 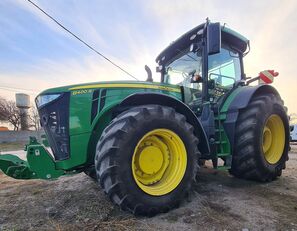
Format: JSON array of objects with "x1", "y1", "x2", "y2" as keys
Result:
[
  {"x1": 1, "y1": 0, "x2": 297, "y2": 115},
  {"x1": 10, "y1": 0, "x2": 68, "y2": 37},
  {"x1": 0, "y1": 53, "x2": 149, "y2": 100}
]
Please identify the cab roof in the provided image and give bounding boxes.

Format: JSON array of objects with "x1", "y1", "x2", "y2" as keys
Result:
[{"x1": 156, "y1": 23, "x2": 249, "y2": 65}]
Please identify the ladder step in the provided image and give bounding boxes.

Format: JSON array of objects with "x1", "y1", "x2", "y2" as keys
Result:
[
  {"x1": 215, "y1": 129, "x2": 224, "y2": 133},
  {"x1": 215, "y1": 141, "x2": 227, "y2": 144},
  {"x1": 217, "y1": 153, "x2": 230, "y2": 157},
  {"x1": 216, "y1": 166, "x2": 231, "y2": 170}
]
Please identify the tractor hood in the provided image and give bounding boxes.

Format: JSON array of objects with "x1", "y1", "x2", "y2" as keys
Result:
[
  {"x1": 37, "y1": 80, "x2": 180, "y2": 96},
  {"x1": 35, "y1": 80, "x2": 182, "y2": 162},
  {"x1": 35, "y1": 80, "x2": 181, "y2": 109},
  {"x1": 37, "y1": 80, "x2": 144, "y2": 95}
]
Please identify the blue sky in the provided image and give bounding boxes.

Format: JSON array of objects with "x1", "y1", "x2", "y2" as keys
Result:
[{"x1": 1, "y1": 0, "x2": 297, "y2": 114}]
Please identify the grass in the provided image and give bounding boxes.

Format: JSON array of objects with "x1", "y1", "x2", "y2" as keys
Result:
[{"x1": 0, "y1": 142, "x2": 26, "y2": 152}]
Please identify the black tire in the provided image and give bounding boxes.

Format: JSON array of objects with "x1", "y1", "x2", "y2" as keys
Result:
[
  {"x1": 95, "y1": 105, "x2": 199, "y2": 216},
  {"x1": 230, "y1": 93, "x2": 290, "y2": 182},
  {"x1": 84, "y1": 166, "x2": 97, "y2": 180},
  {"x1": 198, "y1": 159, "x2": 206, "y2": 166}
]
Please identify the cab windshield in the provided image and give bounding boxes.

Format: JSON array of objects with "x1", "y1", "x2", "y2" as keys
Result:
[
  {"x1": 163, "y1": 47, "x2": 241, "y2": 88},
  {"x1": 162, "y1": 46, "x2": 242, "y2": 108},
  {"x1": 163, "y1": 50, "x2": 202, "y2": 89}
]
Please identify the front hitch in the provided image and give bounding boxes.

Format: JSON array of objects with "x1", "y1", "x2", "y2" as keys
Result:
[{"x1": 0, "y1": 137, "x2": 64, "y2": 180}]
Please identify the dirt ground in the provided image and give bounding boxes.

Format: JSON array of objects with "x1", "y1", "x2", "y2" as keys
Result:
[
  {"x1": 0, "y1": 142, "x2": 27, "y2": 153},
  {"x1": 1, "y1": 146, "x2": 297, "y2": 231}
]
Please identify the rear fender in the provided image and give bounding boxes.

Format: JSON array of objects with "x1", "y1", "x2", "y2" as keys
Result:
[{"x1": 223, "y1": 85, "x2": 280, "y2": 152}]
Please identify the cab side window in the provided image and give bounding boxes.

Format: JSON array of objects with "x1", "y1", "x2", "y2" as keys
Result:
[
  {"x1": 207, "y1": 47, "x2": 241, "y2": 101},
  {"x1": 208, "y1": 47, "x2": 241, "y2": 88}
]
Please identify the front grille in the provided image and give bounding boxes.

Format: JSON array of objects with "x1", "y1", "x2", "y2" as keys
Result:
[{"x1": 38, "y1": 93, "x2": 70, "y2": 161}]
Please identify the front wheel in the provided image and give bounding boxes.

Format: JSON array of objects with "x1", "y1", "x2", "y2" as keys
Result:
[
  {"x1": 230, "y1": 94, "x2": 290, "y2": 182},
  {"x1": 95, "y1": 105, "x2": 200, "y2": 216}
]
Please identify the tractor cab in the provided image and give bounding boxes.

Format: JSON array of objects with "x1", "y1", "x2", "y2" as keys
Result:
[{"x1": 156, "y1": 21, "x2": 249, "y2": 114}]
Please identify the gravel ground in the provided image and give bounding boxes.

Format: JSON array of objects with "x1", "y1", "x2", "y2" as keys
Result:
[{"x1": 0, "y1": 147, "x2": 297, "y2": 231}]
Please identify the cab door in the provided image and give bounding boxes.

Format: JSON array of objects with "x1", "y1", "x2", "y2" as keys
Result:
[{"x1": 207, "y1": 46, "x2": 242, "y2": 104}]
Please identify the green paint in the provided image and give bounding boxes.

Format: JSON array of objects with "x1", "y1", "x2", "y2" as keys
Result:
[
  {"x1": 38, "y1": 81, "x2": 181, "y2": 95},
  {"x1": 220, "y1": 87, "x2": 242, "y2": 113},
  {"x1": 0, "y1": 154, "x2": 36, "y2": 179},
  {"x1": 0, "y1": 138, "x2": 64, "y2": 179},
  {"x1": 0, "y1": 80, "x2": 243, "y2": 177},
  {"x1": 51, "y1": 82, "x2": 182, "y2": 170},
  {"x1": 55, "y1": 132, "x2": 91, "y2": 170},
  {"x1": 0, "y1": 23, "x2": 252, "y2": 179},
  {"x1": 214, "y1": 114, "x2": 231, "y2": 169},
  {"x1": 27, "y1": 144, "x2": 64, "y2": 179},
  {"x1": 69, "y1": 89, "x2": 94, "y2": 135},
  {"x1": 212, "y1": 86, "x2": 245, "y2": 169}
]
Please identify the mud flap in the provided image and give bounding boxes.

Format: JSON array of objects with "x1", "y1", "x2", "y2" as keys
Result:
[{"x1": 0, "y1": 137, "x2": 64, "y2": 180}]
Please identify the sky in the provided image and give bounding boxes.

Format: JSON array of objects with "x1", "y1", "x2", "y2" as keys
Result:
[{"x1": 0, "y1": 0, "x2": 297, "y2": 115}]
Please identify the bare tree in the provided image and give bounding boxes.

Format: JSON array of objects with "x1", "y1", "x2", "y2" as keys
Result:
[
  {"x1": 29, "y1": 105, "x2": 41, "y2": 131},
  {"x1": 0, "y1": 96, "x2": 21, "y2": 130}
]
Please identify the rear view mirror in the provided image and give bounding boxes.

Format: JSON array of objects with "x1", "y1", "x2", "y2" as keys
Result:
[{"x1": 207, "y1": 23, "x2": 221, "y2": 55}]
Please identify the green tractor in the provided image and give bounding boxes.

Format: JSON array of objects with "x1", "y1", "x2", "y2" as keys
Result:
[{"x1": 0, "y1": 20, "x2": 290, "y2": 216}]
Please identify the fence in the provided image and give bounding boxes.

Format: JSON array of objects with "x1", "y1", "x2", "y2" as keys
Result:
[{"x1": 0, "y1": 130, "x2": 45, "y2": 143}]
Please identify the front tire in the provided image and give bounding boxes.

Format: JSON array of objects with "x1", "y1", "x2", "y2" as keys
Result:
[
  {"x1": 230, "y1": 94, "x2": 290, "y2": 182},
  {"x1": 84, "y1": 166, "x2": 97, "y2": 180},
  {"x1": 95, "y1": 105, "x2": 199, "y2": 216}
]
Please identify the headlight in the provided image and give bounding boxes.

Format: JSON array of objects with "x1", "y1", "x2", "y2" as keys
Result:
[{"x1": 35, "y1": 93, "x2": 62, "y2": 108}]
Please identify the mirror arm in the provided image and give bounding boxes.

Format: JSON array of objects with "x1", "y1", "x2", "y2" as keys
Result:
[
  {"x1": 201, "y1": 19, "x2": 210, "y2": 102},
  {"x1": 246, "y1": 76, "x2": 260, "y2": 85}
]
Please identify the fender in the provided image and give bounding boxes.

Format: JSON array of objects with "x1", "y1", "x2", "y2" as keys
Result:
[
  {"x1": 118, "y1": 93, "x2": 210, "y2": 155},
  {"x1": 223, "y1": 84, "x2": 280, "y2": 153}
]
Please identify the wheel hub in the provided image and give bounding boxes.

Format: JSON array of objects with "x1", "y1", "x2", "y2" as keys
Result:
[
  {"x1": 134, "y1": 137, "x2": 170, "y2": 185},
  {"x1": 132, "y1": 129, "x2": 187, "y2": 196},
  {"x1": 138, "y1": 146, "x2": 164, "y2": 175},
  {"x1": 263, "y1": 126, "x2": 272, "y2": 153},
  {"x1": 262, "y1": 114, "x2": 285, "y2": 164}
]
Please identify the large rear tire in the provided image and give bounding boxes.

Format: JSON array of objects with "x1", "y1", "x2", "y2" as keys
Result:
[
  {"x1": 230, "y1": 94, "x2": 290, "y2": 182},
  {"x1": 95, "y1": 105, "x2": 199, "y2": 216}
]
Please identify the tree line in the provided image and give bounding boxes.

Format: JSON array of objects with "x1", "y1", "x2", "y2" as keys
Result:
[{"x1": 0, "y1": 96, "x2": 40, "y2": 131}]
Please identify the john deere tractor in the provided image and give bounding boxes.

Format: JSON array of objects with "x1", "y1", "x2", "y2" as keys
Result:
[{"x1": 0, "y1": 20, "x2": 290, "y2": 216}]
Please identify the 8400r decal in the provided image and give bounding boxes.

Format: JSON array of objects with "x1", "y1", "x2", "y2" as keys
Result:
[{"x1": 72, "y1": 89, "x2": 92, "y2": 95}]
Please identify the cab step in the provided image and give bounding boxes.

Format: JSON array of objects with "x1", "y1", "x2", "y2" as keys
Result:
[
  {"x1": 217, "y1": 152, "x2": 230, "y2": 157},
  {"x1": 216, "y1": 165, "x2": 231, "y2": 170},
  {"x1": 215, "y1": 141, "x2": 227, "y2": 144}
]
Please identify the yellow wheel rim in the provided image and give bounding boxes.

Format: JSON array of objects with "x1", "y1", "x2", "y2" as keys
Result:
[
  {"x1": 262, "y1": 114, "x2": 285, "y2": 164},
  {"x1": 132, "y1": 129, "x2": 187, "y2": 196}
]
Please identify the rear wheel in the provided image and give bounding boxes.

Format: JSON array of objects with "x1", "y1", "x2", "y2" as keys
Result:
[
  {"x1": 95, "y1": 105, "x2": 199, "y2": 216},
  {"x1": 230, "y1": 94, "x2": 290, "y2": 181}
]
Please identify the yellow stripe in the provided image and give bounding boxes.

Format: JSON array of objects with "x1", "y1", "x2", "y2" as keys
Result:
[{"x1": 69, "y1": 83, "x2": 181, "y2": 93}]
